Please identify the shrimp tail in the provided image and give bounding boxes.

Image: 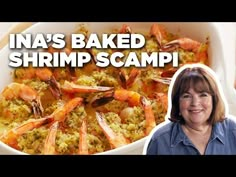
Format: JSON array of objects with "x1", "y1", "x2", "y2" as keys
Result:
[
  {"x1": 46, "y1": 76, "x2": 62, "y2": 99},
  {"x1": 91, "y1": 91, "x2": 115, "y2": 107},
  {"x1": 31, "y1": 96, "x2": 44, "y2": 117},
  {"x1": 43, "y1": 121, "x2": 59, "y2": 155}
]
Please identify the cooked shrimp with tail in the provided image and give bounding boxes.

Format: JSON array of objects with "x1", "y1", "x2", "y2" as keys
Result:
[
  {"x1": 119, "y1": 68, "x2": 141, "y2": 89},
  {"x1": 91, "y1": 89, "x2": 141, "y2": 107},
  {"x1": 92, "y1": 89, "x2": 157, "y2": 135},
  {"x1": 61, "y1": 81, "x2": 114, "y2": 94},
  {"x1": 42, "y1": 97, "x2": 84, "y2": 154},
  {"x1": 35, "y1": 68, "x2": 61, "y2": 99},
  {"x1": 0, "y1": 117, "x2": 53, "y2": 148},
  {"x1": 162, "y1": 37, "x2": 208, "y2": 63},
  {"x1": 14, "y1": 67, "x2": 61, "y2": 99},
  {"x1": 1, "y1": 97, "x2": 84, "y2": 154},
  {"x1": 0, "y1": 82, "x2": 44, "y2": 117},
  {"x1": 78, "y1": 119, "x2": 88, "y2": 154},
  {"x1": 96, "y1": 112, "x2": 129, "y2": 149},
  {"x1": 140, "y1": 96, "x2": 156, "y2": 135}
]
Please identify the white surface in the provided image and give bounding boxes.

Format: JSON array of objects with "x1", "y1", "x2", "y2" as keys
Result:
[
  {"x1": 0, "y1": 23, "x2": 15, "y2": 39},
  {"x1": 0, "y1": 22, "x2": 235, "y2": 155},
  {"x1": 214, "y1": 23, "x2": 236, "y2": 115}
]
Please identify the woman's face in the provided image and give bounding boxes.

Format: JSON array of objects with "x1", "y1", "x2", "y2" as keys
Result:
[{"x1": 179, "y1": 88, "x2": 213, "y2": 126}]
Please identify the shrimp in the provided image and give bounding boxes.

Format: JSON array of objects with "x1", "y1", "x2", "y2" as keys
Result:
[
  {"x1": 154, "y1": 92, "x2": 168, "y2": 112},
  {"x1": 0, "y1": 117, "x2": 53, "y2": 148},
  {"x1": 113, "y1": 90, "x2": 141, "y2": 106},
  {"x1": 61, "y1": 81, "x2": 114, "y2": 93},
  {"x1": 119, "y1": 24, "x2": 132, "y2": 34},
  {"x1": 150, "y1": 24, "x2": 168, "y2": 47},
  {"x1": 42, "y1": 121, "x2": 59, "y2": 155},
  {"x1": 162, "y1": 37, "x2": 208, "y2": 63},
  {"x1": 78, "y1": 119, "x2": 88, "y2": 155},
  {"x1": 1, "y1": 82, "x2": 43, "y2": 117},
  {"x1": 1, "y1": 97, "x2": 84, "y2": 153},
  {"x1": 160, "y1": 67, "x2": 178, "y2": 78},
  {"x1": 93, "y1": 90, "x2": 157, "y2": 135},
  {"x1": 51, "y1": 97, "x2": 84, "y2": 122},
  {"x1": 96, "y1": 112, "x2": 129, "y2": 149},
  {"x1": 42, "y1": 97, "x2": 84, "y2": 154},
  {"x1": 91, "y1": 89, "x2": 141, "y2": 107},
  {"x1": 35, "y1": 68, "x2": 61, "y2": 99},
  {"x1": 162, "y1": 37, "x2": 201, "y2": 52},
  {"x1": 48, "y1": 46, "x2": 78, "y2": 79},
  {"x1": 119, "y1": 68, "x2": 141, "y2": 89},
  {"x1": 118, "y1": 96, "x2": 157, "y2": 136},
  {"x1": 140, "y1": 96, "x2": 156, "y2": 135},
  {"x1": 14, "y1": 67, "x2": 61, "y2": 99},
  {"x1": 151, "y1": 67, "x2": 178, "y2": 84}
]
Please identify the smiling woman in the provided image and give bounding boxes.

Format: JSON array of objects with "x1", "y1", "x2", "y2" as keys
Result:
[{"x1": 145, "y1": 64, "x2": 236, "y2": 155}]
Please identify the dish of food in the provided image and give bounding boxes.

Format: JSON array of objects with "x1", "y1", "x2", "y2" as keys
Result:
[{"x1": 0, "y1": 22, "x2": 229, "y2": 154}]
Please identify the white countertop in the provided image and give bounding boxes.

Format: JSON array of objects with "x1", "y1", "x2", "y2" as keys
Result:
[
  {"x1": 213, "y1": 23, "x2": 236, "y2": 115},
  {"x1": 0, "y1": 23, "x2": 15, "y2": 39}
]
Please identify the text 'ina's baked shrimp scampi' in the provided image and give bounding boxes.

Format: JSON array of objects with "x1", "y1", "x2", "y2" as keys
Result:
[{"x1": 0, "y1": 23, "x2": 209, "y2": 154}]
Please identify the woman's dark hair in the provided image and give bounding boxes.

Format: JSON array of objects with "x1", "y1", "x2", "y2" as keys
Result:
[{"x1": 170, "y1": 66, "x2": 226, "y2": 124}]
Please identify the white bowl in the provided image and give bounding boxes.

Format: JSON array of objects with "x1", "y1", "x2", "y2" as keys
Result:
[{"x1": 0, "y1": 22, "x2": 235, "y2": 155}]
